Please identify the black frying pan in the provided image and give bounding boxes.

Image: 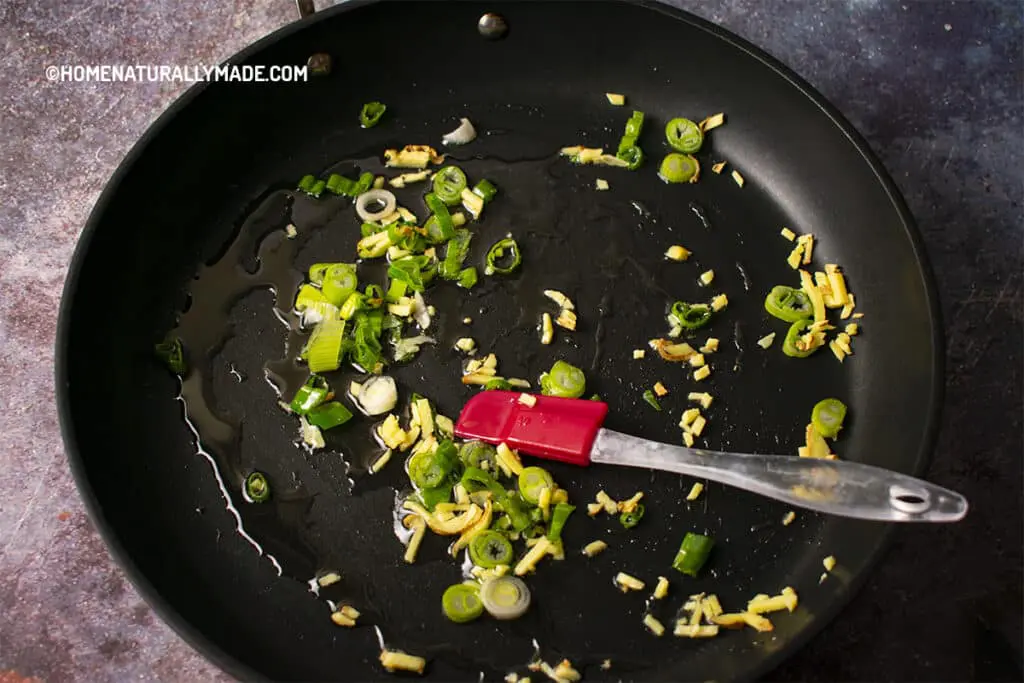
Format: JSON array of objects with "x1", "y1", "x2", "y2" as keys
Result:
[{"x1": 56, "y1": 1, "x2": 944, "y2": 680}]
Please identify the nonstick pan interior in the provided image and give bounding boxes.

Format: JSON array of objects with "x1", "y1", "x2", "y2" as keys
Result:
[{"x1": 57, "y1": 1, "x2": 942, "y2": 680}]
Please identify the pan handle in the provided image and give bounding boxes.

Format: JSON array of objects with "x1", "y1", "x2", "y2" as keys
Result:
[{"x1": 295, "y1": 0, "x2": 314, "y2": 18}]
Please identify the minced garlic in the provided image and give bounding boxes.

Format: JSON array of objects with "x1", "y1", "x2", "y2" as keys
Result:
[
  {"x1": 653, "y1": 381, "x2": 668, "y2": 396},
  {"x1": 699, "y1": 269, "x2": 715, "y2": 286},
  {"x1": 711, "y1": 161, "x2": 726, "y2": 174},
  {"x1": 380, "y1": 649, "x2": 427, "y2": 674},
  {"x1": 615, "y1": 572, "x2": 645, "y2": 592},
  {"x1": 653, "y1": 576, "x2": 670, "y2": 599},
  {"x1": 643, "y1": 614, "x2": 666, "y2": 636},
  {"x1": 757, "y1": 332, "x2": 777, "y2": 349},
  {"x1": 665, "y1": 244, "x2": 691, "y2": 261},
  {"x1": 686, "y1": 482, "x2": 704, "y2": 501},
  {"x1": 780, "y1": 227, "x2": 796, "y2": 241},
  {"x1": 518, "y1": 393, "x2": 537, "y2": 407},
  {"x1": 710, "y1": 294, "x2": 729, "y2": 311},
  {"x1": 633, "y1": 349, "x2": 646, "y2": 359},
  {"x1": 693, "y1": 365, "x2": 711, "y2": 382},
  {"x1": 731, "y1": 170, "x2": 745, "y2": 187},
  {"x1": 583, "y1": 540, "x2": 607, "y2": 557}
]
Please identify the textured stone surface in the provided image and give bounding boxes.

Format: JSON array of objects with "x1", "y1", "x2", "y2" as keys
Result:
[{"x1": 0, "y1": 0, "x2": 1020, "y2": 681}]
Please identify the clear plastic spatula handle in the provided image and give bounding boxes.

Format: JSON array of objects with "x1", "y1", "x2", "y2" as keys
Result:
[{"x1": 590, "y1": 429, "x2": 968, "y2": 523}]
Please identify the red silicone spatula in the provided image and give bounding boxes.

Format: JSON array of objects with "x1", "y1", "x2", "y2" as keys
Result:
[{"x1": 454, "y1": 391, "x2": 967, "y2": 523}]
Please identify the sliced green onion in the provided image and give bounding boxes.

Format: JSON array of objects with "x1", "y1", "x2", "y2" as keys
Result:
[
  {"x1": 352, "y1": 172, "x2": 374, "y2": 196},
  {"x1": 469, "y1": 530, "x2": 514, "y2": 567},
  {"x1": 363, "y1": 284, "x2": 384, "y2": 308},
  {"x1": 155, "y1": 336, "x2": 186, "y2": 374},
  {"x1": 619, "y1": 503, "x2": 645, "y2": 529},
  {"x1": 669, "y1": 301, "x2": 712, "y2": 330},
  {"x1": 483, "y1": 378, "x2": 511, "y2": 391},
  {"x1": 339, "y1": 292, "x2": 365, "y2": 320},
  {"x1": 307, "y1": 264, "x2": 332, "y2": 286},
  {"x1": 440, "y1": 230, "x2": 473, "y2": 280},
  {"x1": 665, "y1": 117, "x2": 704, "y2": 153},
  {"x1": 408, "y1": 439, "x2": 458, "y2": 490},
  {"x1": 289, "y1": 375, "x2": 330, "y2": 414},
  {"x1": 356, "y1": 230, "x2": 393, "y2": 258},
  {"x1": 672, "y1": 532, "x2": 714, "y2": 577},
  {"x1": 472, "y1": 179, "x2": 498, "y2": 203},
  {"x1": 642, "y1": 390, "x2": 662, "y2": 412},
  {"x1": 351, "y1": 312, "x2": 384, "y2": 372},
  {"x1": 518, "y1": 467, "x2": 555, "y2": 505},
  {"x1": 309, "y1": 179, "x2": 327, "y2": 197},
  {"x1": 546, "y1": 503, "x2": 575, "y2": 542},
  {"x1": 306, "y1": 320, "x2": 346, "y2": 373},
  {"x1": 480, "y1": 576, "x2": 531, "y2": 620},
  {"x1": 659, "y1": 153, "x2": 699, "y2": 184},
  {"x1": 360, "y1": 222, "x2": 384, "y2": 238},
  {"x1": 306, "y1": 401, "x2": 353, "y2": 430},
  {"x1": 385, "y1": 279, "x2": 408, "y2": 303},
  {"x1": 389, "y1": 256, "x2": 435, "y2": 292},
  {"x1": 245, "y1": 471, "x2": 270, "y2": 503},
  {"x1": 457, "y1": 266, "x2": 478, "y2": 289},
  {"x1": 539, "y1": 360, "x2": 586, "y2": 399},
  {"x1": 442, "y1": 583, "x2": 484, "y2": 623},
  {"x1": 321, "y1": 264, "x2": 359, "y2": 306},
  {"x1": 765, "y1": 285, "x2": 814, "y2": 322},
  {"x1": 326, "y1": 173, "x2": 355, "y2": 196},
  {"x1": 485, "y1": 237, "x2": 522, "y2": 276},
  {"x1": 459, "y1": 440, "x2": 497, "y2": 469},
  {"x1": 297, "y1": 174, "x2": 317, "y2": 193},
  {"x1": 432, "y1": 166, "x2": 468, "y2": 206},
  {"x1": 811, "y1": 398, "x2": 848, "y2": 439},
  {"x1": 782, "y1": 319, "x2": 818, "y2": 358},
  {"x1": 359, "y1": 101, "x2": 387, "y2": 128}
]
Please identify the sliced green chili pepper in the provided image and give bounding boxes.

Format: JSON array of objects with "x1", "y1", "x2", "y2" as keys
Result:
[
  {"x1": 425, "y1": 192, "x2": 456, "y2": 240},
  {"x1": 765, "y1": 285, "x2": 814, "y2": 322},
  {"x1": 669, "y1": 302, "x2": 712, "y2": 330},
  {"x1": 811, "y1": 398, "x2": 848, "y2": 439},
  {"x1": 546, "y1": 503, "x2": 575, "y2": 542},
  {"x1": 442, "y1": 583, "x2": 483, "y2": 623},
  {"x1": 245, "y1": 471, "x2": 270, "y2": 503},
  {"x1": 673, "y1": 532, "x2": 714, "y2": 577},
  {"x1": 624, "y1": 110, "x2": 645, "y2": 139},
  {"x1": 469, "y1": 530, "x2": 514, "y2": 567},
  {"x1": 485, "y1": 237, "x2": 522, "y2": 275},
  {"x1": 306, "y1": 401, "x2": 353, "y2": 430},
  {"x1": 659, "y1": 153, "x2": 699, "y2": 184},
  {"x1": 619, "y1": 503, "x2": 645, "y2": 529},
  {"x1": 472, "y1": 179, "x2": 498, "y2": 203},
  {"x1": 408, "y1": 439, "x2": 458, "y2": 490},
  {"x1": 457, "y1": 266, "x2": 478, "y2": 289},
  {"x1": 320, "y1": 264, "x2": 359, "y2": 306},
  {"x1": 484, "y1": 377, "x2": 512, "y2": 391},
  {"x1": 359, "y1": 101, "x2": 387, "y2": 128},
  {"x1": 642, "y1": 390, "x2": 662, "y2": 412},
  {"x1": 459, "y1": 440, "x2": 497, "y2": 469},
  {"x1": 418, "y1": 483, "x2": 453, "y2": 511},
  {"x1": 439, "y1": 230, "x2": 473, "y2": 279},
  {"x1": 326, "y1": 173, "x2": 355, "y2": 196},
  {"x1": 289, "y1": 375, "x2": 330, "y2": 415},
  {"x1": 432, "y1": 166, "x2": 468, "y2": 206},
  {"x1": 782, "y1": 318, "x2": 819, "y2": 358},
  {"x1": 155, "y1": 336, "x2": 186, "y2": 374},
  {"x1": 518, "y1": 466, "x2": 555, "y2": 505},
  {"x1": 461, "y1": 467, "x2": 531, "y2": 531},
  {"x1": 616, "y1": 145, "x2": 644, "y2": 170},
  {"x1": 539, "y1": 360, "x2": 586, "y2": 399},
  {"x1": 665, "y1": 117, "x2": 704, "y2": 153}
]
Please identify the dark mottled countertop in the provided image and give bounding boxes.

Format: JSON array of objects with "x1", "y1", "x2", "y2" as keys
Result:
[{"x1": 0, "y1": 0, "x2": 1020, "y2": 681}]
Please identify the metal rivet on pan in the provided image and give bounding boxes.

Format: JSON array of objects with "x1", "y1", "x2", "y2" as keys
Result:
[
  {"x1": 478, "y1": 13, "x2": 508, "y2": 40},
  {"x1": 888, "y1": 485, "x2": 932, "y2": 515},
  {"x1": 307, "y1": 53, "x2": 332, "y2": 76}
]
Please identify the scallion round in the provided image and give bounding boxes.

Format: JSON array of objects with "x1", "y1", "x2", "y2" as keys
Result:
[
  {"x1": 459, "y1": 440, "x2": 497, "y2": 469},
  {"x1": 321, "y1": 264, "x2": 358, "y2": 306},
  {"x1": 658, "y1": 153, "x2": 699, "y2": 184},
  {"x1": 518, "y1": 466, "x2": 554, "y2": 505},
  {"x1": 480, "y1": 576, "x2": 531, "y2": 620},
  {"x1": 485, "y1": 237, "x2": 522, "y2": 276},
  {"x1": 442, "y1": 583, "x2": 484, "y2": 623},
  {"x1": 245, "y1": 471, "x2": 270, "y2": 503}
]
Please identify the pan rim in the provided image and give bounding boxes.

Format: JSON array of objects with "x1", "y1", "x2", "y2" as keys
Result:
[{"x1": 54, "y1": 1, "x2": 945, "y2": 680}]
